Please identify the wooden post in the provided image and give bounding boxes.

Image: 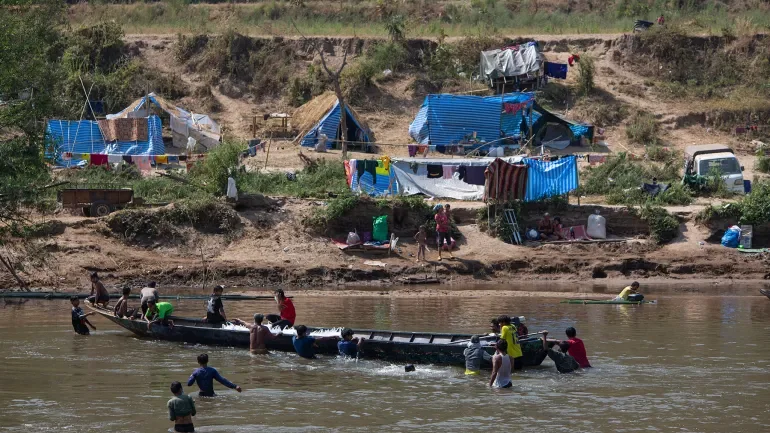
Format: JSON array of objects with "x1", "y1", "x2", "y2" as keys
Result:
[{"x1": 263, "y1": 133, "x2": 273, "y2": 169}]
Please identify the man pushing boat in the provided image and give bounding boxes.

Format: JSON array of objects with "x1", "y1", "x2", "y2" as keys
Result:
[
  {"x1": 232, "y1": 314, "x2": 277, "y2": 354},
  {"x1": 614, "y1": 281, "x2": 644, "y2": 302}
]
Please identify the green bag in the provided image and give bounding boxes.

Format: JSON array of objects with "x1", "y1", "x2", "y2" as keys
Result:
[{"x1": 372, "y1": 215, "x2": 388, "y2": 242}]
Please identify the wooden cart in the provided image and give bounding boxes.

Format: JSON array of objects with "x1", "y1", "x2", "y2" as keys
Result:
[{"x1": 57, "y1": 187, "x2": 135, "y2": 217}]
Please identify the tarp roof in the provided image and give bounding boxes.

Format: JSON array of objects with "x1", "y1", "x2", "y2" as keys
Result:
[{"x1": 295, "y1": 92, "x2": 374, "y2": 149}]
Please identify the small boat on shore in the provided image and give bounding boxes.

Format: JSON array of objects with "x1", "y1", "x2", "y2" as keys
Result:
[
  {"x1": 560, "y1": 299, "x2": 657, "y2": 305},
  {"x1": 760, "y1": 289, "x2": 770, "y2": 300},
  {"x1": 87, "y1": 305, "x2": 549, "y2": 369}
]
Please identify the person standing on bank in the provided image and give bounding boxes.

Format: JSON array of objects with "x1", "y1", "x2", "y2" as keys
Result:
[{"x1": 434, "y1": 206, "x2": 454, "y2": 261}]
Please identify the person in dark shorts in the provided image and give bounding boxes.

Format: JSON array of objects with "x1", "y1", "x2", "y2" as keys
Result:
[
  {"x1": 140, "y1": 282, "x2": 159, "y2": 316},
  {"x1": 70, "y1": 296, "x2": 96, "y2": 335},
  {"x1": 203, "y1": 285, "x2": 227, "y2": 324},
  {"x1": 434, "y1": 206, "x2": 454, "y2": 261},
  {"x1": 87, "y1": 272, "x2": 109, "y2": 307},
  {"x1": 265, "y1": 289, "x2": 295, "y2": 329},
  {"x1": 187, "y1": 353, "x2": 241, "y2": 397},
  {"x1": 540, "y1": 330, "x2": 579, "y2": 373},
  {"x1": 113, "y1": 286, "x2": 132, "y2": 318},
  {"x1": 167, "y1": 381, "x2": 196, "y2": 432}
]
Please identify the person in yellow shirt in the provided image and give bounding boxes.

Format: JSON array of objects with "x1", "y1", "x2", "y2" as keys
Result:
[
  {"x1": 498, "y1": 315, "x2": 524, "y2": 370},
  {"x1": 615, "y1": 281, "x2": 642, "y2": 301}
]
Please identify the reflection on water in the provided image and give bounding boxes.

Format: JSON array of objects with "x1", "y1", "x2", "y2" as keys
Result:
[{"x1": 1, "y1": 291, "x2": 770, "y2": 432}]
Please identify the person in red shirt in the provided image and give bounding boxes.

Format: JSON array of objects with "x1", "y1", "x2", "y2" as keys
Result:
[
  {"x1": 265, "y1": 289, "x2": 296, "y2": 329},
  {"x1": 434, "y1": 206, "x2": 454, "y2": 261},
  {"x1": 559, "y1": 327, "x2": 591, "y2": 368}
]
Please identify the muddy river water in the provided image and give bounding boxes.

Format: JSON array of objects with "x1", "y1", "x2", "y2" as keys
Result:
[{"x1": 1, "y1": 285, "x2": 769, "y2": 432}]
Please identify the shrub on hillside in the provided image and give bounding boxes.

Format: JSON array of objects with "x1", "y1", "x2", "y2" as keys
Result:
[
  {"x1": 576, "y1": 55, "x2": 596, "y2": 96},
  {"x1": 756, "y1": 149, "x2": 770, "y2": 174},
  {"x1": 626, "y1": 110, "x2": 659, "y2": 145},
  {"x1": 638, "y1": 204, "x2": 679, "y2": 244}
]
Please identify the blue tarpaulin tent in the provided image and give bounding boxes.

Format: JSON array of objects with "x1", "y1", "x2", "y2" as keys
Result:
[
  {"x1": 298, "y1": 97, "x2": 374, "y2": 150},
  {"x1": 46, "y1": 115, "x2": 165, "y2": 166},
  {"x1": 408, "y1": 93, "x2": 592, "y2": 149}
]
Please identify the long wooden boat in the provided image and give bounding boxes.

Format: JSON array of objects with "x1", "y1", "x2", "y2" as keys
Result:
[
  {"x1": 87, "y1": 305, "x2": 548, "y2": 369},
  {"x1": 0, "y1": 292, "x2": 281, "y2": 301},
  {"x1": 561, "y1": 298, "x2": 657, "y2": 305},
  {"x1": 760, "y1": 289, "x2": 770, "y2": 300}
]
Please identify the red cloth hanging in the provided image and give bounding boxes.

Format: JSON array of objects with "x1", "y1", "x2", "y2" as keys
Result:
[
  {"x1": 484, "y1": 158, "x2": 528, "y2": 202},
  {"x1": 89, "y1": 154, "x2": 109, "y2": 167}
]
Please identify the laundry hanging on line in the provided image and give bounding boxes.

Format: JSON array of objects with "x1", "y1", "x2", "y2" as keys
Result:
[
  {"x1": 484, "y1": 158, "x2": 528, "y2": 202},
  {"x1": 544, "y1": 62, "x2": 568, "y2": 79}
]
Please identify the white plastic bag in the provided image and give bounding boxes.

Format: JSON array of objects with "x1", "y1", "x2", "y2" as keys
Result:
[
  {"x1": 587, "y1": 211, "x2": 606, "y2": 239},
  {"x1": 346, "y1": 231, "x2": 361, "y2": 245}
]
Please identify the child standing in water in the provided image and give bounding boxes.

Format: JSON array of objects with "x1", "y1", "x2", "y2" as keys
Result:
[
  {"x1": 70, "y1": 296, "x2": 96, "y2": 335},
  {"x1": 414, "y1": 226, "x2": 428, "y2": 262},
  {"x1": 167, "y1": 381, "x2": 196, "y2": 432}
]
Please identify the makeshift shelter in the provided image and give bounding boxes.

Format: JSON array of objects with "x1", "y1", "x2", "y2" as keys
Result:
[
  {"x1": 294, "y1": 92, "x2": 374, "y2": 150},
  {"x1": 46, "y1": 115, "x2": 165, "y2": 166},
  {"x1": 409, "y1": 93, "x2": 593, "y2": 150},
  {"x1": 108, "y1": 93, "x2": 221, "y2": 151},
  {"x1": 479, "y1": 42, "x2": 545, "y2": 91}
]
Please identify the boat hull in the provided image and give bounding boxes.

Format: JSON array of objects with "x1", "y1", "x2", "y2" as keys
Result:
[
  {"x1": 89, "y1": 306, "x2": 547, "y2": 368},
  {"x1": 561, "y1": 299, "x2": 656, "y2": 305}
]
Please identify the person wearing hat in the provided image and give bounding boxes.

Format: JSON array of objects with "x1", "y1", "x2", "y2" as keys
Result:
[
  {"x1": 463, "y1": 335, "x2": 492, "y2": 375},
  {"x1": 538, "y1": 213, "x2": 556, "y2": 240},
  {"x1": 512, "y1": 316, "x2": 529, "y2": 338},
  {"x1": 337, "y1": 328, "x2": 364, "y2": 358},
  {"x1": 615, "y1": 281, "x2": 643, "y2": 301},
  {"x1": 203, "y1": 285, "x2": 227, "y2": 324}
]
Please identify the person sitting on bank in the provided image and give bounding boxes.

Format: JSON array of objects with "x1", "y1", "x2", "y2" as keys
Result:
[
  {"x1": 556, "y1": 327, "x2": 591, "y2": 368},
  {"x1": 338, "y1": 328, "x2": 364, "y2": 358},
  {"x1": 615, "y1": 281, "x2": 644, "y2": 301},
  {"x1": 541, "y1": 330, "x2": 580, "y2": 374},
  {"x1": 488, "y1": 339, "x2": 513, "y2": 388},
  {"x1": 113, "y1": 286, "x2": 132, "y2": 318},
  {"x1": 498, "y1": 315, "x2": 524, "y2": 370},
  {"x1": 513, "y1": 316, "x2": 529, "y2": 338},
  {"x1": 203, "y1": 285, "x2": 227, "y2": 325},
  {"x1": 292, "y1": 325, "x2": 338, "y2": 359},
  {"x1": 87, "y1": 272, "x2": 110, "y2": 307},
  {"x1": 265, "y1": 289, "x2": 295, "y2": 330},
  {"x1": 70, "y1": 296, "x2": 96, "y2": 335},
  {"x1": 552, "y1": 217, "x2": 565, "y2": 240},
  {"x1": 167, "y1": 381, "x2": 196, "y2": 433},
  {"x1": 538, "y1": 213, "x2": 557, "y2": 240},
  {"x1": 140, "y1": 282, "x2": 159, "y2": 316},
  {"x1": 187, "y1": 353, "x2": 242, "y2": 397},
  {"x1": 145, "y1": 299, "x2": 174, "y2": 328},
  {"x1": 233, "y1": 314, "x2": 276, "y2": 355},
  {"x1": 464, "y1": 335, "x2": 492, "y2": 375}
]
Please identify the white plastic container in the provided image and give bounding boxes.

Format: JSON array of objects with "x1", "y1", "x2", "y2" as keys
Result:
[{"x1": 587, "y1": 211, "x2": 607, "y2": 239}]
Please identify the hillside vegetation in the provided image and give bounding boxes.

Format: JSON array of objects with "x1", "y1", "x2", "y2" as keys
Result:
[{"x1": 70, "y1": 0, "x2": 770, "y2": 36}]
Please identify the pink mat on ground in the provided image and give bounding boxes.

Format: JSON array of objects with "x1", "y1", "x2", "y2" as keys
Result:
[{"x1": 561, "y1": 225, "x2": 592, "y2": 241}]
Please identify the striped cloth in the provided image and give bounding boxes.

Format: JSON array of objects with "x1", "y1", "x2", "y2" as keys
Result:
[
  {"x1": 524, "y1": 156, "x2": 579, "y2": 201},
  {"x1": 483, "y1": 158, "x2": 528, "y2": 202}
]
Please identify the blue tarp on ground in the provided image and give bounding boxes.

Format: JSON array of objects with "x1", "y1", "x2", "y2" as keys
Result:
[
  {"x1": 300, "y1": 101, "x2": 373, "y2": 149},
  {"x1": 409, "y1": 93, "x2": 535, "y2": 147},
  {"x1": 525, "y1": 156, "x2": 579, "y2": 201},
  {"x1": 409, "y1": 93, "x2": 593, "y2": 149},
  {"x1": 46, "y1": 115, "x2": 165, "y2": 166}
]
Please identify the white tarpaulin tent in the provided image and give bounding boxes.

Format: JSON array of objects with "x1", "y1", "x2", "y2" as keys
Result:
[
  {"x1": 107, "y1": 93, "x2": 221, "y2": 151},
  {"x1": 479, "y1": 42, "x2": 544, "y2": 82},
  {"x1": 392, "y1": 156, "x2": 523, "y2": 201}
]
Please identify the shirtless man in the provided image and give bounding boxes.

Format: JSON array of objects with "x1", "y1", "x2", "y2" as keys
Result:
[
  {"x1": 88, "y1": 272, "x2": 109, "y2": 307},
  {"x1": 233, "y1": 314, "x2": 277, "y2": 354}
]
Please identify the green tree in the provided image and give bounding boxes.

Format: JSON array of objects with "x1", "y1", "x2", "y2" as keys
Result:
[{"x1": 385, "y1": 15, "x2": 406, "y2": 42}]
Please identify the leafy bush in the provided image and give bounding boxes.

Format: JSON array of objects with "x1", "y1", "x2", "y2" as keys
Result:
[
  {"x1": 368, "y1": 42, "x2": 408, "y2": 72},
  {"x1": 638, "y1": 204, "x2": 679, "y2": 244},
  {"x1": 756, "y1": 149, "x2": 770, "y2": 174},
  {"x1": 696, "y1": 181, "x2": 770, "y2": 226},
  {"x1": 189, "y1": 141, "x2": 245, "y2": 194},
  {"x1": 626, "y1": 110, "x2": 659, "y2": 145},
  {"x1": 306, "y1": 193, "x2": 361, "y2": 230},
  {"x1": 236, "y1": 159, "x2": 348, "y2": 198}
]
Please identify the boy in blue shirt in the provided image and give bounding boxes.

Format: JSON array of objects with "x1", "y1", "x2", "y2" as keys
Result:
[
  {"x1": 292, "y1": 325, "x2": 338, "y2": 359},
  {"x1": 337, "y1": 328, "x2": 364, "y2": 358},
  {"x1": 187, "y1": 353, "x2": 242, "y2": 397},
  {"x1": 70, "y1": 296, "x2": 96, "y2": 335}
]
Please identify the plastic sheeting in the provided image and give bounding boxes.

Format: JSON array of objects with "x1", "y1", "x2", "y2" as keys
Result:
[
  {"x1": 108, "y1": 93, "x2": 220, "y2": 151},
  {"x1": 300, "y1": 101, "x2": 373, "y2": 149},
  {"x1": 525, "y1": 156, "x2": 579, "y2": 201},
  {"x1": 392, "y1": 157, "x2": 523, "y2": 201},
  {"x1": 409, "y1": 93, "x2": 535, "y2": 147},
  {"x1": 350, "y1": 160, "x2": 394, "y2": 196},
  {"x1": 479, "y1": 42, "x2": 544, "y2": 81},
  {"x1": 46, "y1": 115, "x2": 165, "y2": 166}
]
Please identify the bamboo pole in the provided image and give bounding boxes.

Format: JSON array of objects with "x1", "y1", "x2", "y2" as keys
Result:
[{"x1": 264, "y1": 133, "x2": 273, "y2": 169}]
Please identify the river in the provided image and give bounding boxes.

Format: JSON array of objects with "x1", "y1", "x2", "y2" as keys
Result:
[{"x1": 1, "y1": 287, "x2": 769, "y2": 432}]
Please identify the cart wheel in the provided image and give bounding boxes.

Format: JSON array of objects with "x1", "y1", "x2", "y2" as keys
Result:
[
  {"x1": 91, "y1": 203, "x2": 112, "y2": 217},
  {"x1": 82, "y1": 207, "x2": 91, "y2": 217}
]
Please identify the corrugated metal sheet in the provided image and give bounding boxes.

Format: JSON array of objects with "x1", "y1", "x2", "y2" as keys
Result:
[
  {"x1": 46, "y1": 115, "x2": 165, "y2": 166},
  {"x1": 408, "y1": 93, "x2": 535, "y2": 146},
  {"x1": 524, "y1": 156, "x2": 579, "y2": 201},
  {"x1": 300, "y1": 102, "x2": 372, "y2": 149}
]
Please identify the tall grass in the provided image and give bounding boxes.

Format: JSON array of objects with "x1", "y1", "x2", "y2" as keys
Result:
[
  {"x1": 236, "y1": 160, "x2": 349, "y2": 198},
  {"x1": 67, "y1": 3, "x2": 770, "y2": 37}
]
